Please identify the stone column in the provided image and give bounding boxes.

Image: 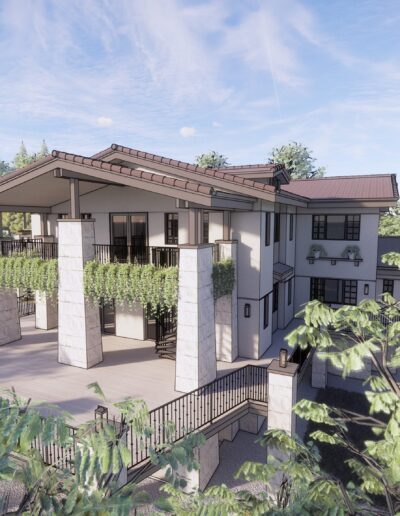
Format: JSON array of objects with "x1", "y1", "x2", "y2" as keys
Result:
[
  {"x1": 175, "y1": 244, "x2": 216, "y2": 392},
  {"x1": 0, "y1": 290, "x2": 21, "y2": 346},
  {"x1": 35, "y1": 291, "x2": 58, "y2": 330},
  {"x1": 311, "y1": 349, "x2": 327, "y2": 388},
  {"x1": 267, "y1": 359, "x2": 299, "y2": 436},
  {"x1": 215, "y1": 240, "x2": 238, "y2": 362},
  {"x1": 58, "y1": 219, "x2": 103, "y2": 369},
  {"x1": 177, "y1": 434, "x2": 219, "y2": 492},
  {"x1": 115, "y1": 302, "x2": 146, "y2": 340}
]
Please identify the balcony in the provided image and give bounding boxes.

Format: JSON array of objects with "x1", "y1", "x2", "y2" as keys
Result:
[
  {"x1": 93, "y1": 244, "x2": 179, "y2": 267},
  {"x1": 0, "y1": 239, "x2": 58, "y2": 260}
]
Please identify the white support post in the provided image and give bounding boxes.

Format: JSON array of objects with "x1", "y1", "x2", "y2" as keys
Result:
[
  {"x1": 215, "y1": 240, "x2": 238, "y2": 362},
  {"x1": 175, "y1": 244, "x2": 216, "y2": 392},
  {"x1": 35, "y1": 291, "x2": 58, "y2": 330},
  {"x1": 0, "y1": 290, "x2": 21, "y2": 346},
  {"x1": 311, "y1": 349, "x2": 327, "y2": 388},
  {"x1": 58, "y1": 219, "x2": 103, "y2": 369},
  {"x1": 267, "y1": 359, "x2": 299, "y2": 436}
]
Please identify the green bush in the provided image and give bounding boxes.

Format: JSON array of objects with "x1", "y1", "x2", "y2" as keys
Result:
[
  {"x1": 212, "y1": 259, "x2": 235, "y2": 299},
  {"x1": 0, "y1": 256, "x2": 58, "y2": 295}
]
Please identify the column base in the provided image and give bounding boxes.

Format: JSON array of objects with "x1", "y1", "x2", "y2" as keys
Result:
[{"x1": 35, "y1": 291, "x2": 58, "y2": 330}]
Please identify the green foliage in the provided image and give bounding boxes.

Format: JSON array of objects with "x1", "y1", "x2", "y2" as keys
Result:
[
  {"x1": 379, "y1": 205, "x2": 400, "y2": 237},
  {"x1": 309, "y1": 244, "x2": 327, "y2": 257},
  {"x1": 84, "y1": 261, "x2": 178, "y2": 316},
  {"x1": 286, "y1": 296, "x2": 400, "y2": 514},
  {"x1": 12, "y1": 140, "x2": 49, "y2": 169},
  {"x1": 0, "y1": 160, "x2": 10, "y2": 176},
  {"x1": 341, "y1": 245, "x2": 361, "y2": 259},
  {"x1": 195, "y1": 150, "x2": 229, "y2": 168},
  {"x1": 1, "y1": 212, "x2": 31, "y2": 234},
  {"x1": 382, "y1": 251, "x2": 400, "y2": 269},
  {"x1": 212, "y1": 259, "x2": 235, "y2": 299},
  {"x1": 268, "y1": 141, "x2": 326, "y2": 179},
  {"x1": 0, "y1": 256, "x2": 58, "y2": 295}
]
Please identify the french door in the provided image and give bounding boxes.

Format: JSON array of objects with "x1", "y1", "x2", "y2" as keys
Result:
[{"x1": 110, "y1": 213, "x2": 148, "y2": 263}]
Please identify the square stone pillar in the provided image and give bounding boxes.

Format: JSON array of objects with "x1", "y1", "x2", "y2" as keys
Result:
[
  {"x1": 311, "y1": 349, "x2": 327, "y2": 388},
  {"x1": 35, "y1": 291, "x2": 58, "y2": 330},
  {"x1": 215, "y1": 241, "x2": 238, "y2": 362},
  {"x1": 58, "y1": 219, "x2": 103, "y2": 369},
  {"x1": 0, "y1": 290, "x2": 21, "y2": 346},
  {"x1": 267, "y1": 359, "x2": 299, "y2": 436},
  {"x1": 177, "y1": 434, "x2": 219, "y2": 492},
  {"x1": 175, "y1": 244, "x2": 216, "y2": 392}
]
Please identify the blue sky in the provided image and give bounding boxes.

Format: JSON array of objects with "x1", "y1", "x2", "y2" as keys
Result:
[{"x1": 0, "y1": 0, "x2": 399, "y2": 175}]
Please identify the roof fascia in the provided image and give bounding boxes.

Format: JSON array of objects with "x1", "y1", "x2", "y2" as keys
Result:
[
  {"x1": 307, "y1": 199, "x2": 398, "y2": 209},
  {"x1": 102, "y1": 150, "x2": 276, "y2": 202}
]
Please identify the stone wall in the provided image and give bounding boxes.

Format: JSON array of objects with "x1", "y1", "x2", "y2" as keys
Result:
[{"x1": 0, "y1": 290, "x2": 21, "y2": 346}]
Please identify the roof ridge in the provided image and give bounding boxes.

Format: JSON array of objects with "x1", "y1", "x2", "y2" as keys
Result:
[{"x1": 291, "y1": 173, "x2": 393, "y2": 182}]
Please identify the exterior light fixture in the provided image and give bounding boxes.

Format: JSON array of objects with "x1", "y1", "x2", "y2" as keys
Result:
[
  {"x1": 244, "y1": 303, "x2": 251, "y2": 318},
  {"x1": 279, "y1": 348, "x2": 288, "y2": 368},
  {"x1": 364, "y1": 284, "x2": 369, "y2": 295},
  {"x1": 95, "y1": 405, "x2": 109, "y2": 430}
]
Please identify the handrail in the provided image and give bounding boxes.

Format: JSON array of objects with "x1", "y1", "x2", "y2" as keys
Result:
[{"x1": 0, "y1": 240, "x2": 58, "y2": 260}]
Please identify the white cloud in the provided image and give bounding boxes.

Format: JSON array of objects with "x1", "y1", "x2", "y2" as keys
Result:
[
  {"x1": 212, "y1": 121, "x2": 221, "y2": 128},
  {"x1": 96, "y1": 116, "x2": 113, "y2": 127},
  {"x1": 179, "y1": 126, "x2": 196, "y2": 138}
]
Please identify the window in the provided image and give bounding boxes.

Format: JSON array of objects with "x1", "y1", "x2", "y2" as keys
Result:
[
  {"x1": 289, "y1": 214, "x2": 294, "y2": 241},
  {"x1": 203, "y1": 212, "x2": 209, "y2": 244},
  {"x1": 383, "y1": 279, "x2": 394, "y2": 296},
  {"x1": 273, "y1": 282, "x2": 279, "y2": 312},
  {"x1": 287, "y1": 278, "x2": 292, "y2": 306},
  {"x1": 274, "y1": 213, "x2": 280, "y2": 243},
  {"x1": 263, "y1": 294, "x2": 269, "y2": 329},
  {"x1": 265, "y1": 212, "x2": 271, "y2": 246},
  {"x1": 310, "y1": 277, "x2": 357, "y2": 305},
  {"x1": 165, "y1": 213, "x2": 178, "y2": 245},
  {"x1": 312, "y1": 215, "x2": 360, "y2": 241}
]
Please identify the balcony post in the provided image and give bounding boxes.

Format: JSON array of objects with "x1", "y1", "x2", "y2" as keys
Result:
[
  {"x1": 58, "y1": 218, "x2": 102, "y2": 368},
  {"x1": 215, "y1": 240, "x2": 238, "y2": 362},
  {"x1": 175, "y1": 244, "x2": 216, "y2": 392}
]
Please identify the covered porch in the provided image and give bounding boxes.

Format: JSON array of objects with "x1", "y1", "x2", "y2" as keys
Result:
[{"x1": 0, "y1": 316, "x2": 273, "y2": 425}]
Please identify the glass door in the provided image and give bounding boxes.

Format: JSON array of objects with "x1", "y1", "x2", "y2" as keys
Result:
[
  {"x1": 130, "y1": 214, "x2": 147, "y2": 264},
  {"x1": 110, "y1": 213, "x2": 148, "y2": 263},
  {"x1": 111, "y1": 215, "x2": 129, "y2": 262}
]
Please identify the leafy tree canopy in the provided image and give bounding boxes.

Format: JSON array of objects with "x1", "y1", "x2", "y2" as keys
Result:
[
  {"x1": 379, "y1": 204, "x2": 400, "y2": 237},
  {"x1": 0, "y1": 160, "x2": 10, "y2": 176},
  {"x1": 268, "y1": 141, "x2": 326, "y2": 179},
  {"x1": 195, "y1": 150, "x2": 229, "y2": 168},
  {"x1": 12, "y1": 140, "x2": 50, "y2": 169}
]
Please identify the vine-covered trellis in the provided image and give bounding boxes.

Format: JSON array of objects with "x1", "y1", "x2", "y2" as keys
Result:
[{"x1": 0, "y1": 256, "x2": 58, "y2": 295}]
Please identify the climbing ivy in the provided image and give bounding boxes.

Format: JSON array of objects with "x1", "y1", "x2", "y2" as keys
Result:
[
  {"x1": 83, "y1": 261, "x2": 179, "y2": 316},
  {"x1": 212, "y1": 259, "x2": 235, "y2": 300},
  {"x1": 0, "y1": 256, "x2": 58, "y2": 295}
]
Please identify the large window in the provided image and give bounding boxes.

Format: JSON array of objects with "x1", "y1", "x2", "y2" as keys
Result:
[
  {"x1": 274, "y1": 213, "x2": 280, "y2": 243},
  {"x1": 312, "y1": 215, "x2": 360, "y2": 240},
  {"x1": 263, "y1": 294, "x2": 269, "y2": 329},
  {"x1": 265, "y1": 212, "x2": 271, "y2": 246},
  {"x1": 310, "y1": 277, "x2": 357, "y2": 305},
  {"x1": 383, "y1": 279, "x2": 394, "y2": 296},
  {"x1": 165, "y1": 213, "x2": 178, "y2": 245},
  {"x1": 273, "y1": 282, "x2": 279, "y2": 312}
]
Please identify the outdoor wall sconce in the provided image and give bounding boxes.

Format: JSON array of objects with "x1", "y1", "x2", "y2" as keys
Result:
[
  {"x1": 244, "y1": 303, "x2": 251, "y2": 318},
  {"x1": 364, "y1": 284, "x2": 369, "y2": 295},
  {"x1": 279, "y1": 348, "x2": 288, "y2": 368},
  {"x1": 95, "y1": 405, "x2": 109, "y2": 430}
]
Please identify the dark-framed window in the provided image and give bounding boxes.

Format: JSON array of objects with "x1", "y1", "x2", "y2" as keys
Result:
[
  {"x1": 383, "y1": 279, "x2": 394, "y2": 296},
  {"x1": 265, "y1": 212, "x2": 271, "y2": 246},
  {"x1": 287, "y1": 278, "x2": 292, "y2": 306},
  {"x1": 273, "y1": 282, "x2": 279, "y2": 312},
  {"x1": 263, "y1": 294, "x2": 269, "y2": 329},
  {"x1": 165, "y1": 213, "x2": 178, "y2": 245},
  {"x1": 289, "y1": 214, "x2": 294, "y2": 241},
  {"x1": 274, "y1": 213, "x2": 280, "y2": 243},
  {"x1": 310, "y1": 277, "x2": 357, "y2": 305},
  {"x1": 203, "y1": 212, "x2": 209, "y2": 244},
  {"x1": 312, "y1": 215, "x2": 360, "y2": 241}
]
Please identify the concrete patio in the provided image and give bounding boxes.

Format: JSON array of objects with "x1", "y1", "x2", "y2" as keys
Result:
[{"x1": 0, "y1": 316, "x2": 300, "y2": 424}]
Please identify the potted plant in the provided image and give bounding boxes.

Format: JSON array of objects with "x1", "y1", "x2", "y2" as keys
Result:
[
  {"x1": 341, "y1": 245, "x2": 360, "y2": 261},
  {"x1": 309, "y1": 245, "x2": 326, "y2": 260}
]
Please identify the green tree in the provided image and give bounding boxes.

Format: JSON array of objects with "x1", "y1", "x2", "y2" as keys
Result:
[
  {"x1": 0, "y1": 160, "x2": 10, "y2": 176},
  {"x1": 268, "y1": 141, "x2": 326, "y2": 179},
  {"x1": 12, "y1": 140, "x2": 50, "y2": 169},
  {"x1": 37, "y1": 139, "x2": 49, "y2": 159},
  {"x1": 195, "y1": 151, "x2": 229, "y2": 168},
  {"x1": 379, "y1": 205, "x2": 400, "y2": 237}
]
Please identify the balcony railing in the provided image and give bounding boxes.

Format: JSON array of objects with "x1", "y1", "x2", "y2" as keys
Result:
[
  {"x1": 93, "y1": 244, "x2": 179, "y2": 267},
  {"x1": 0, "y1": 239, "x2": 58, "y2": 260}
]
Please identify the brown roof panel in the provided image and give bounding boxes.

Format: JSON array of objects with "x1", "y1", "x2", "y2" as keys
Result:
[{"x1": 281, "y1": 174, "x2": 398, "y2": 201}]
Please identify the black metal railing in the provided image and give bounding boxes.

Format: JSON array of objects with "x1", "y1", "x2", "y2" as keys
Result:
[
  {"x1": 127, "y1": 364, "x2": 268, "y2": 469},
  {"x1": 0, "y1": 240, "x2": 58, "y2": 260},
  {"x1": 17, "y1": 294, "x2": 35, "y2": 317},
  {"x1": 94, "y1": 244, "x2": 179, "y2": 267},
  {"x1": 31, "y1": 420, "x2": 77, "y2": 474}
]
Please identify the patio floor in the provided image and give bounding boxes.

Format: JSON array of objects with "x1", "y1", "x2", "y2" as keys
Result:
[{"x1": 0, "y1": 316, "x2": 299, "y2": 424}]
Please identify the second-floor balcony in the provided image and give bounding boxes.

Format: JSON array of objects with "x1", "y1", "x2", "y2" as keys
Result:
[{"x1": 93, "y1": 244, "x2": 180, "y2": 267}]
